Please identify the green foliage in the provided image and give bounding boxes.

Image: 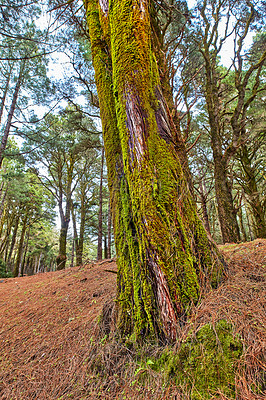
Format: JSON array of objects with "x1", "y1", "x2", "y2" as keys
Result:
[{"x1": 0, "y1": 259, "x2": 12, "y2": 278}]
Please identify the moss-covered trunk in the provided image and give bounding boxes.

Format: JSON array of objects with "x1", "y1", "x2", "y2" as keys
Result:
[
  {"x1": 203, "y1": 47, "x2": 240, "y2": 244},
  {"x1": 97, "y1": 147, "x2": 104, "y2": 260},
  {"x1": 213, "y1": 152, "x2": 240, "y2": 244},
  {"x1": 85, "y1": 0, "x2": 224, "y2": 342},
  {"x1": 240, "y1": 144, "x2": 266, "y2": 239}
]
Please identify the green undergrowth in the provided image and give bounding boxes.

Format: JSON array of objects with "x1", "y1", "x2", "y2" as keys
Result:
[
  {"x1": 89, "y1": 318, "x2": 243, "y2": 399},
  {"x1": 0, "y1": 258, "x2": 12, "y2": 278},
  {"x1": 133, "y1": 320, "x2": 243, "y2": 399}
]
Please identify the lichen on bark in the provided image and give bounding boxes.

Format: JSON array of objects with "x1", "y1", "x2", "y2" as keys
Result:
[{"x1": 85, "y1": 0, "x2": 225, "y2": 342}]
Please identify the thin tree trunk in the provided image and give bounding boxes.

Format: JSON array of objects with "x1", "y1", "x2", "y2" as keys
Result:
[
  {"x1": 71, "y1": 204, "x2": 79, "y2": 265},
  {"x1": 7, "y1": 214, "x2": 20, "y2": 267},
  {"x1": 57, "y1": 216, "x2": 68, "y2": 270},
  {"x1": 34, "y1": 255, "x2": 38, "y2": 274},
  {"x1": 70, "y1": 238, "x2": 75, "y2": 268},
  {"x1": 0, "y1": 59, "x2": 26, "y2": 169},
  {"x1": 4, "y1": 236, "x2": 10, "y2": 263},
  {"x1": 104, "y1": 235, "x2": 107, "y2": 259},
  {"x1": 20, "y1": 227, "x2": 30, "y2": 277},
  {"x1": 13, "y1": 212, "x2": 28, "y2": 277},
  {"x1": 213, "y1": 155, "x2": 240, "y2": 243},
  {"x1": 71, "y1": 197, "x2": 85, "y2": 267},
  {"x1": 0, "y1": 187, "x2": 8, "y2": 222},
  {"x1": 36, "y1": 253, "x2": 42, "y2": 274},
  {"x1": 56, "y1": 196, "x2": 71, "y2": 270},
  {"x1": 199, "y1": 181, "x2": 211, "y2": 235},
  {"x1": 203, "y1": 44, "x2": 240, "y2": 244},
  {"x1": 244, "y1": 197, "x2": 254, "y2": 241},
  {"x1": 0, "y1": 212, "x2": 15, "y2": 254},
  {"x1": 77, "y1": 201, "x2": 85, "y2": 266},
  {"x1": 107, "y1": 198, "x2": 112, "y2": 258},
  {"x1": 240, "y1": 144, "x2": 266, "y2": 238},
  {"x1": 0, "y1": 65, "x2": 12, "y2": 125},
  {"x1": 238, "y1": 205, "x2": 247, "y2": 242},
  {"x1": 97, "y1": 146, "x2": 104, "y2": 261}
]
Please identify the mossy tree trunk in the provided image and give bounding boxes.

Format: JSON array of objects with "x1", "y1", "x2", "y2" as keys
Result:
[
  {"x1": 198, "y1": 180, "x2": 211, "y2": 235},
  {"x1": 239, "y1": 144, "x2": 266, "y2": 239},
  {"x1": 85, "y1": 0, "x2": 224, "y2": 342},
  {"x1": 107, "y1": 198, "x2": 112, "y2": 258},
  {"x1": 204, "y1": 64, "x2": 240, "y2": 244},
  {"x1": 97, "y1": 146, "x2": 104, "y2": 260}
]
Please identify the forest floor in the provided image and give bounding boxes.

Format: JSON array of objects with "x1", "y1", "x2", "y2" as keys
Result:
[{"x1": 0, "y1": 239, "x2": 265, "y2": 400}]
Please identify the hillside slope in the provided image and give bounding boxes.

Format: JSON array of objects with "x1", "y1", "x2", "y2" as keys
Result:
[{"x1": 0, "y1": 240, "x2": 265, "y2": 399}]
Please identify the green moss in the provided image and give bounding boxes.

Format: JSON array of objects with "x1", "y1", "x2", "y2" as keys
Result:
[
  {"x1": 151, "y1": 320, "x2": 242, "y2": 399},
  {"x1": 86, "y1": 0, "x2": 225, "y2": 342}
]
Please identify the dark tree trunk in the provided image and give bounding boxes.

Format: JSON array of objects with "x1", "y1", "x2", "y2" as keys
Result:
[
  {"x1": 0, "y1": 187, "x2": 8, "y2": 222},
  {"x1": 202, "y1": 40, "x2": 240, "y2": 244},
  {"x1": 56, "y1": 200, "x2": 70, "y2": 270},
  {"x1": 20, "y1": 227, "x2": 30, "y2": 277},
  {"x1": 56, "y1": 218, "x2": 68, "y2": 270},
  {"x1": 71, "y1": 200, "x2": 85, "y2": 267},
  {"x1": 77, "y1": 196, "x2": 86, "y2": 266},
  {"x1": 7, "y1": 214, "x2": 20, "y2": 267},
  {"x1": 97, "y1": 146, "x2": 104, "y2": 261},
  {"x1": 199, "y1": 181, "x2": 211, "y2": 235},
  {"x1": 70, "y1": 238, "x2": 75, "y2": 268},
  {"x1": 104, "y1": 235, "x2": 108, "y2": 259},
  {"x1": 107, "y1": 198, "x2": 112, "y2": 258},
  {"x1": 0, "y1": 65, "x2": 12, "y2": 125},
  {"x1": 13, "y1": 213, "x2": 28, "y2": 277},
  {"x1": 240, "y1": 145, "x2": 266, "y2": 239},
  {"x1": 0, "y1": 59, "x2": 26, "y2": 169},
  {"x1": 213, "y1": 153, "x2": 240, "y2": 243},
  {"x1": 0, "y1": 212, "x2": 15, "y2": 254}
]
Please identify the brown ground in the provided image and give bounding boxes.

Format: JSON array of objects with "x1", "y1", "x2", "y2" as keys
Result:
[
  {"x1": 0, "y1": 260, "x2": 117, "y2": 400},
  {"x1": 0, "y1": 240, "x2": 265, "y2": 400}
]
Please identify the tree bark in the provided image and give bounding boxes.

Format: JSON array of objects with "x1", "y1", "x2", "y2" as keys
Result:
[
  {"x1": 13, "y1": 212, "x2": 28, "y2": 277},
  {"x1": 238, "y1": 204, "x2": 247, "y2": 242},
  {"x1": 199, "y1": 180, "x2": 211, "y2": 235},
  {"x1": 107, "y1": 198, "x2": 112, "y2": 258},
  {"x1": 20, "y1": 227, "x2": 30, "y2": 277},
  {"x1": 0, "y1": 59, "x2": 26, "y2": 169},
  {"x1": 56, "y1": 201, "x2": 69, "y2": 270},
  {"x1": 97, "y1": 146, "x2": 104, "y2": 260},
  {"x1": 204, "y1": 64, "x2": 240, "y2": 243},
  {"x1": 0, "y1": 64, "x2": 12, "y2": 125},
  {"x1": 85, "y1": 0, "x2": 224, "y2": 342},
  {"x1": 71, "y1": 197, "x2": 85, "y2": 267},
  {"x1": 239, "y1": 145, "x2": 266, "y2": 239},
  {"x1": 7, "y1": 214, "x2": 20, "y2": 267},
  {"x1": 56, "y1": 156, "x2": 74, "y2": 270}
]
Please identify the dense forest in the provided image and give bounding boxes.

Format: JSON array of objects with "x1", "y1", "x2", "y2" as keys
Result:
[
  {"x1": 0, "y1": 0, "x2": 264, "y2": 280},
  {"x1": 0, "y1": 0, "x2": 265, "y2": 399}
]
